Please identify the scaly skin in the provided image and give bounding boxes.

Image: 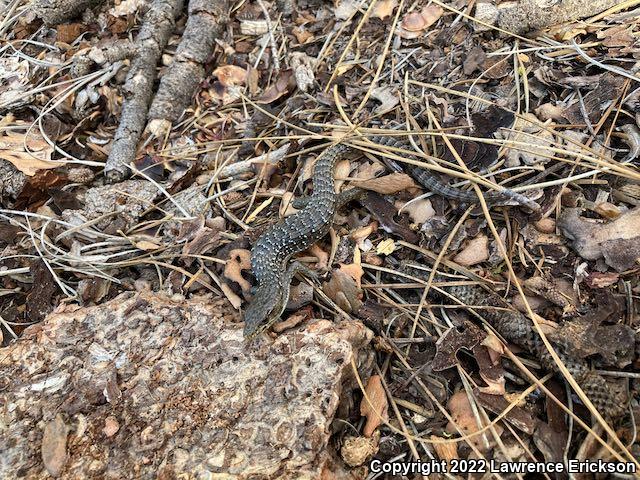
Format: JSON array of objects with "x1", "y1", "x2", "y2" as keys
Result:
[
  {"x1": 244, "y1": 136, "x2": 540, "y2": 339},
  {"x1": 244, "y1": 144, "x2": 351, "y2": 338},
  {"x1": 399, "y1": 263, "x2": 627, "y2": 418}
]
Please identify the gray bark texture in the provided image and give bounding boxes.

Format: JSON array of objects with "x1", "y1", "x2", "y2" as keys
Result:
[
  {"x1": 104, "y1": 0, "x2": 184, "y2": 183},
  {"x1": 32, "y1": 0, "x2": 105, "y2": 25},
  {"x1": 497, "y1": 0, "x2": 620, "y2": 34},
  {"x1": 0, "y1": 291, "x2": 374, "y2": 478},
  {"x1": 148, "y1": 0, "x2": 229, "y2": 124}
]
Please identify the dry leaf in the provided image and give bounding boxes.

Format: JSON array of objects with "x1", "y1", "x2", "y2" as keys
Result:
[
  {"x1": 213, "y1": 65, "x2": 247, "y2": 87},
  {"x1": 335, "y1": 0, "x2": 359, "y2": 20},
  {"x1": 350, "y1": 222, "x2": 378, "y2": 250},
  {"x1": 292, "y1": 26, "x2": 314, "y2": 44},
  {"x1": 481, "y1": 334, "x2": 505, "y2": 357},
  {"x1": 280, "y1": 192, "x2": 299, "y2": 217},
  {"x1": 308, "y1": 244, "x2": 329, "y2": 269},
  {"x1": 135, "y1": 240, "x2": 161, "y2": 251},
  {"x1": 558, "y1": 207, "x2": 640, "y2": 271},
  {"x1": 339, "y1": 255, "x2": 364, "y2": 288},
  {"x1": 256, "y1": 70, "x2": 294, "y2": 104},
  {"x1": 446, "y1": 391, "x2": 500, "y2": 451},
  {"x1": 371, "y1": 86, "x2": 399, "y2": 115},
  {"x1": 352, "y1": 172, "x2": 416, "y2": 194},
  {"x1": 453, "y1": 235, "x2": 489, "y2": 267},
  {"x1": 341, "y1": 434, "x2": 379, "y2": 466},
  {"x1": 0, "y1": 129, "x2": 57, "y2": 176},
  {"x1": 224, "y1": 249, "x2": 252, "y2": 292},
  {"x1": 376, "y1": 238, "x2": 396, "y2": 255},
  {"x1": 334, "y1": 159, "x2": 351, "y2": 192},
  {"x1": 360, "y1": 375, "x2": 388, "y2": 437},
  {"x1": 534, "y1": 217, "x2": 555, "y2": 234},
  {"x1": 372, "y1": 0, "x2": 398, "y2": 19},
  {"x1": 586, "y1": 271, "x2": 619, "y2": 288},
  {"x1": 353, "y1": 160, "x2": 385, "y2": 179},
  {"x1": 400, "y1": 198, "x2": 435, "y2": 224},
  {"x1": 322, "y1": 269, "x2": 362, "y2": 313},
  {"x1": 430, "y1": 435, "x2": 458, "y2": 462},
  {"x1": 272, "y1": 306, "x2": 312, "y2": 333},
  {"x1": 398, "y1": 5, "x2": 443, "y2": 38},
  {"x1": 594, "y1": 202, "x2": 621, "y2": 219}
]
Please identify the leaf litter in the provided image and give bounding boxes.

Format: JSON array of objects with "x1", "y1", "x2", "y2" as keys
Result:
[{"x1": 1, "y1": 0, "x2": 640, "y2": 475}]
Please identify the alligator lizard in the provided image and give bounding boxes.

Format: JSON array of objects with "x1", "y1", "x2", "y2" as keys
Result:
[
  {"x1": 399, "y1": 263, "x2": 627, "y2": 418},
  {"x1": 244, "y1": 135, "x2": 539, "y2": 339}
]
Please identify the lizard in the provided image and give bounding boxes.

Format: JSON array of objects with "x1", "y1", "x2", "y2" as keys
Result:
[
  {"x1": 397, "y1": 262, "x2": 627, "y2": 418},
  {"x1": 243, "y1": 134, "x2": 540, "y2": 339}
]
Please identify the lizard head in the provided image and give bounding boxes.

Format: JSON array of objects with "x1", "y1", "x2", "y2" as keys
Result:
[{"x1": 243, "y1": 282, "x2": 285, "y2": 340}]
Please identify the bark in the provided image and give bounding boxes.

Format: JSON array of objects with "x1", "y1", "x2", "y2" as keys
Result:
[
  {"x1": 147, "y1": 0, "x2": 228, "y2": 133},
  {"x1": 104, "y1": 0, "x2": 184, "y2": 183},
  {"x1": 32, "y1": 0, "x2": 105, "y2": 25},
  {"x1": 496, "y1": 0, "x2": 620, "y2": 34}
]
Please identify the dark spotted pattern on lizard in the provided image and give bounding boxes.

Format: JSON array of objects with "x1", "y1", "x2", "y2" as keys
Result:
[
  {"x1": 243, "y1": 136, "x2": 539, "y2": 339},
  {"x1": 399, "y1": 264, "x2": 627, "y2": 418}
]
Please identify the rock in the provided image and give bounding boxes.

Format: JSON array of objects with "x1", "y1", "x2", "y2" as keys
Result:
[{"x1": 0, "y1": 292, "x2": 373, "y2": 479}]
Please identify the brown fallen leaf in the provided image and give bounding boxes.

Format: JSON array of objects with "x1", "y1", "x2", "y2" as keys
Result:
[
  {"x1": 360, "y1": 375, "x2": 388, "y2": 437},
  {"x1": 475, "y1": 391, "x2": 537, "y2": 435},
  {"x1": 430, "y1": 435, "x2": 458, "y2": 462},
  {"x1": 213, "y1": 65, "x2": 247, "y2": 87},
  {"x1": 339, "y1": 248, "x2": 364, "y2": 289},
  {"x1": 41, "y1": 414, "x2": 69, "y2": 477},
  {"x1": 594, "y1": 202, "x2": 621, "y2": 220},
  {"x1": 308, "y1": 243, "x2": 329, "y2": 269},
  {"x1": 585, "y1": 271, "x2": 619, "y2": 288},
  {"x1": 322, "y1": 269, "x2": 362, "y2": 313},
  {"x1": 279, "y1": 191, "x2": 299, "y2": 218},
  {"x1": 352, "y1": 172, "x2": 416, "y2": 194},
  {"x1": 223, "y1": 249, "x2": 252, "y2": 292},
  {"x1": 453, "y1": 235, "x2": 489, "y2": 267},
  {"x1": 474, "y1": 344, "x2": 506, "y2": 396},
  {"x1": 0, "y1": 129, "x2": 57, "y2": 176},
  {"x1": 397, "y1": 5, "x2": 443, "y2": 38},
  {"x1": 446, "y1": 391, "x2": 500, "y2": 451},
  {"x1": 432, "y1": 321, "x2": 486, "y2": 372},
  {"x1": 256, "y1": 69, "x2": 295, "y2": 104},
  {"x1": 272, "y1": 305, "x2": 312, "y2": 333},
  {"x1": 292, "y1": 26, "x2": 314, "y2": 44},
  {"x1": 341, "y1": 434, "x2": 379, "y2": 467},
  {"x1": 135, "y1": 240, "x2": 161, "y2": 251},
  {"x1": 399, "y1": 198, "x2": 435, "y2": 224},
  {"x1": 558, "y1": 207, "x2": 640, "y2": 271},
  {"x1": 334, "y1": 158, "x2": 351, "y2": 192},
  {"x1": 372, "y1": 0, "x2": 398, "y2": 19}
]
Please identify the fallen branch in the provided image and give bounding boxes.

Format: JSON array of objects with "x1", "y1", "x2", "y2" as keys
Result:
[
  {"x1": 104, "y1": 0, "x2": 184, "y2": 182},
  {"x1": 32, "y1": 0, "x2": 106, "y2": 25},
  {"x1": 493, "y1": 0, "x2": 621, "y2": 34},
  {"x1": 146, "y1": 0, "x2": 229, "y2": 139}
]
